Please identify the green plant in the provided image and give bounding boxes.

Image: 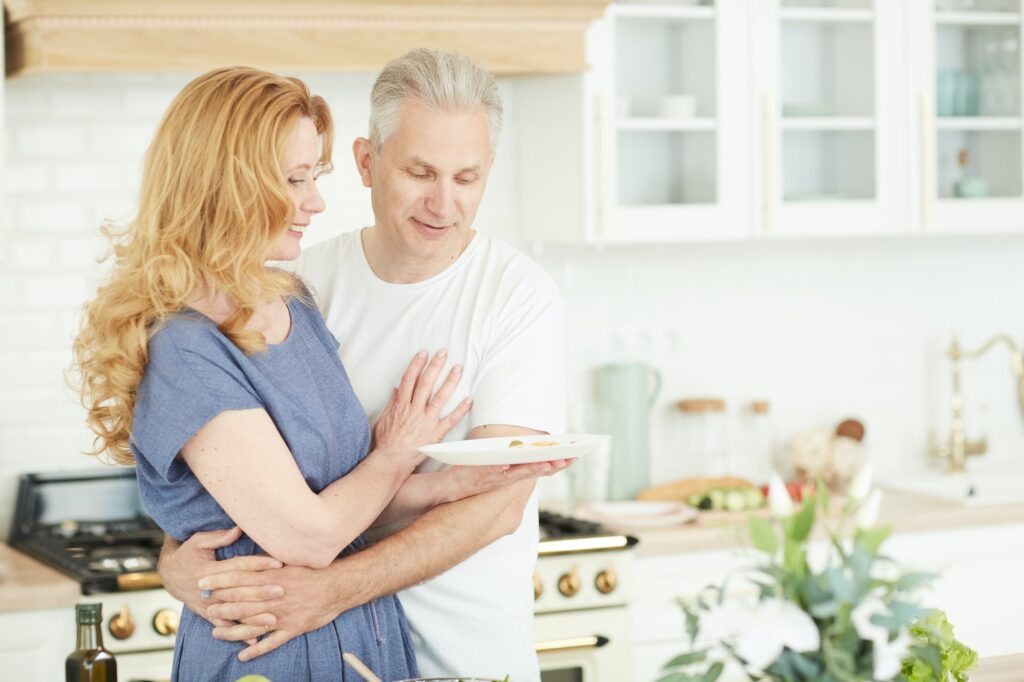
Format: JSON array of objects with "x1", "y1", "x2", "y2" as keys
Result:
[{"x1": 658, "y1": 469, "x2": 977, "y2": 682}]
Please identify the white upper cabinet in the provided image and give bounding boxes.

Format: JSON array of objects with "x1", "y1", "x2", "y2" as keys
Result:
[
  {"x1": 595, "y1": 0, "x2": 752, "y2": 242},
  {"x1": 756, "y1": 0, "x2": 908, "y2": 237},
  {"x1": 910, "y1": 0, "x2": 1024, "y2": 233},
  {"x1": 516, "y1": 0, "x2": 1023, "y2": 243}
]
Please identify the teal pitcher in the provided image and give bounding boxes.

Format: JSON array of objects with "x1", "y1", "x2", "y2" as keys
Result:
[{"x1": 594, "y1": 362, "x2": 662, "y2": 501}]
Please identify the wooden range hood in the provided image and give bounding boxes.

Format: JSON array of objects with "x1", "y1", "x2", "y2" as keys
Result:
[{"x1": 4, "y1": 0, "x2": 610, "y2": 78}]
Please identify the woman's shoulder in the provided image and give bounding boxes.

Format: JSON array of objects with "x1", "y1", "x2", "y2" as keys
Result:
[{"x1": 146, "y1": 309, "x2": 237, "y2": 366}]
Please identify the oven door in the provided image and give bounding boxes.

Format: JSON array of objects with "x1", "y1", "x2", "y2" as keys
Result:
[{"x1": 534, "y1": 608, "x2": 631, "y2": 682}]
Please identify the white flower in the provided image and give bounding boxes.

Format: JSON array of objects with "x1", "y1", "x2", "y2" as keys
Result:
[
  {"x1": 734, "y1": 598, "x2": 820, "y2": 670},
  {"x1": 851, "y1": 596, "x2": 911, "y2": 680},
  {"x1": 768, "y1": 473, "x2": 794, "y2": 517},
  {"x1": 851, "y1": 595, "x2": 889, "y2": 642},
  {"x1": 873, "y1": 631, "x2": 912, "y2": 680},
  {"x1": 847, "y1": 461, "x2": 874, "y2": 502},
  {"x1": 700, "y1": 599, "x2": 754, "y2": 642},
  {"x1": 855, "y1": 489, "x2": 884, "y2": 530}
]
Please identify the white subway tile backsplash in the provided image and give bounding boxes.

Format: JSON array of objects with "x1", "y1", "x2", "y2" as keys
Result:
[
  {"x1": 5, "y1": 163, "x2": 50, "y2": 194},
  {"x1": 89, "y1": 123, "x2": 156, "y2": 157},
  {"x1": 15, "y1": 202, "x2": 89, "y2": 233},
  {"x1": 57, "y1": 236, "x2": 108, "y2": 269},
  {"x1": 49, "y1": 90, "x2": 125, "y2": 120},
  {"x1": 0, "y1": 314, "x2": 65, "y2": 352},
  {"x1": 10, "y1": 239, "x2": 56, "y2": 269},
  {"x1": 2, "y1": 87, "x2": 49, "y2": 121},
  {"x1": 122, "y1": 89, "x2": 178, "y2": 119},
  {"x1": 55, "y1": 163, "x2": 126, "y2": 193},
  {"x1": 22, "y1": 274, "x2": 91, "y2": 308},
  {"x1": 0, "y1": 388, "x2": 83, "y2": 426},
  {"x1": 12, "y1": 125, "x2": 87, "y2": 157}
]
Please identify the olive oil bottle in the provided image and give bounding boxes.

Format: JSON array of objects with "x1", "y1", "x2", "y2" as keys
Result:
[{"x1": 66, "y1": 603, "x2": 117, "y2": 682}]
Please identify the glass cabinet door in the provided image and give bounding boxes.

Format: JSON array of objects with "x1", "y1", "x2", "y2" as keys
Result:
[
  {"x1": 758, "y1": 0, "x2": 907, "y2": 236},
  {"x1": 598, "y1": 0, "x2": 750, "y2": 242},
  {"x1": 916, "y1": 0, "x2": 1024, "y2": 232}
]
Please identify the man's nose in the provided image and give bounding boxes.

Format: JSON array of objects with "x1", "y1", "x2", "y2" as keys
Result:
[{"x1": 425, "y1": 180, "x2": 454, "y2": 220}]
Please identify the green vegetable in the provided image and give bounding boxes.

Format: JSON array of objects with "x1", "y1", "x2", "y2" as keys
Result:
[
  {"x1": 900, "y1": 609, "x2": 977, "y2": 682},
  {"x1": 685, "y1": 487, "x2": 765, "y2": 512}
]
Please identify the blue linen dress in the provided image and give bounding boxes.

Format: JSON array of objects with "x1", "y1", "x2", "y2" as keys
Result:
[{"x1": 130, "y1": 289, "x2": 419, "y2": 682}]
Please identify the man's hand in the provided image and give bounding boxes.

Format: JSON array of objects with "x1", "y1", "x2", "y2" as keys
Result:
[
  {"x1": 444, "y1": 458, "x2": 573, "y2": 502},
  {"x1": 201, "y1": 564, "x2": 339, "y2": 662},
  {"x1": 158, "y1": 527, "x2": 282, "y2": 640}
]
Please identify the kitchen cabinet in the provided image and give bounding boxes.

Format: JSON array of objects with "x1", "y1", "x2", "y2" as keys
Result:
[
  {"x1": 755, "y1": 0, "x2": 908, "y2": 237},
  {"x1": 0, "y1": 608, "x2": 73, "y2": 680},
  {"x1": 628, "y1": 521, "x2": 1024, "y2": 682},
  {"x1": 519, "y1": 0, "x2": 1024, "y2": 243},
  {"x1": 908, "y1": 0, "x2": 1024, "y2": 233}
]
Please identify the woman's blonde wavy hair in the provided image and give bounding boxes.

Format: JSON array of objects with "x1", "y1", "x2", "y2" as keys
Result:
[{"x1": 71, "y1": 66, "x2": 334, "y2": 465}]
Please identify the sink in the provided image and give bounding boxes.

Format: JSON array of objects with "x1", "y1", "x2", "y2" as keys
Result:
[{"x1": 884, "y1": 468, "x2": 1024, "y2": 507}]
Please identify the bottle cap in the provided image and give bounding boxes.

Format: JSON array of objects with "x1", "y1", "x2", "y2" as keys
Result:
[{"x1": 75, "y1": 603, "x2": 102, "y2": 624}]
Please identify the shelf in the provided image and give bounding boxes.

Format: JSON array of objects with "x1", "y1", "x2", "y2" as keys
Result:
[
  {"x1": 934, "y1": 11, "x2": 1021, "y2": 26},
  {"x1": 781, "y1": 116, "x2": 875, "y2": 130},
  {"x1": 617, "y1": 117, "x2": 717, "y2": 131},
  {"x1": 611, "y1": 5, "x2": 715, "y2": 20},
  {"x1": 936, "y1": 117, "x2": 1022, "y2": 131},
  {"x1": 778, "y1": 8, "x2": 874, "y2": 23}
]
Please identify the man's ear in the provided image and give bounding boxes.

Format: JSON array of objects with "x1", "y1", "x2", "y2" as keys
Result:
[{"x1": 352, "y1": 137, "x2": 374, "y2": 188}]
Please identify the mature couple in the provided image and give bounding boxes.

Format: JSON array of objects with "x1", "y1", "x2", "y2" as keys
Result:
[{"x1": 73, "y1": 49, "x2": 568, "y2": 681}]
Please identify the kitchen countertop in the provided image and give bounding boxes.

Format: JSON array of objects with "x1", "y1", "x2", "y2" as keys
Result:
[
  {"x1": 631, "y1": 489, "x2": 1024, "y2": 557},
  {"x1": 0, "y1": 543, "x2": 80, "y2": 612},
  {"x1": 971, "y1": 654, "x2": 1024, "y2": 681}
]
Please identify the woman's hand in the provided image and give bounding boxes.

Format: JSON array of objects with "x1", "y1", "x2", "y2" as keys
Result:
[
  {"x1": 373, "y1": 350, "x2": 472, "y2": 454},
  {"x1": 444, "y1": 458, "x2": 576, "y2": 503}
]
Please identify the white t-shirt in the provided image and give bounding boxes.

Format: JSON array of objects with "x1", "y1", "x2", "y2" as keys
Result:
[{"x1": 295, "y1": 229, "x2": 566, "y2": 682}]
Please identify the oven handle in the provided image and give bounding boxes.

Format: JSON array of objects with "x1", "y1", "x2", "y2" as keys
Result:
[
  {"x1": 117, "y1": 571, "x2": 163, "y2": 590},
  {"x1": 535, "y1": 635, "x2": 610, "y2": 653}
]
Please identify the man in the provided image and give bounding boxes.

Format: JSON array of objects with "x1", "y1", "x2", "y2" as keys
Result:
[{"x1": 158, "y1": 48, "x2": 566, "y2": 681}]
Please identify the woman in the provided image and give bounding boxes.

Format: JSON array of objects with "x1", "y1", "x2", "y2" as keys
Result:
[{"x1": 71, "y1": 67, "x2": 538, "y2": 681}]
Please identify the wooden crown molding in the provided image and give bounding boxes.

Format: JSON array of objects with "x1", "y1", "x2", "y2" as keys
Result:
[{"x1": 4, "y1": 0, "x2": 610, "y2": 77}]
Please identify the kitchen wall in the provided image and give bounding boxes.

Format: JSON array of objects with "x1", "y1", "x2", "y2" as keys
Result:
[{"x1": 3, "y1": 72, "x2": 1024, "y2": 537}]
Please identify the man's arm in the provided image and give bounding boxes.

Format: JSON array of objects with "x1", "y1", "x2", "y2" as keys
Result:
[{"x1": 199, "y1": 424, "x2": 562, "y2": 661}]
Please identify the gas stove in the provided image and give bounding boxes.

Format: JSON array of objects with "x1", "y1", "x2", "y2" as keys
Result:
[
  {"x1": 10, "y1": 469, "x2": 179, "y2": 681},
  {"x1": 9, "y1": 469, "x2": 164, "y2": 594}
]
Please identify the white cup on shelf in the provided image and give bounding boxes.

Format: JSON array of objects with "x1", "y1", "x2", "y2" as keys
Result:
[{"x1": 660, "y1": 94, "x2": 698, "y2": 119}]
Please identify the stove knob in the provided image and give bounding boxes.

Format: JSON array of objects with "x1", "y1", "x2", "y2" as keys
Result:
[
  {"x1": 557, "y1": 568, "x2": 580, "y2": 597},
  {"x1": 108, "y1": 605, "x2": 135, "y2": 640},
  {"x1": 595, "y1": 566, "x2": 618, "y2": 594},
  {"x1": 533, "y1": 572, "x2": 543, "y2": 601},
  {"x1": 153, "y1": 608, "x2": 180, "y2": 637}
]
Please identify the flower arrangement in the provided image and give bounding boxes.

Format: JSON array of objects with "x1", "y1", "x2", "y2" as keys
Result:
[{"x1": 658, "y1": 466, "x2": 977, "y2": 682}]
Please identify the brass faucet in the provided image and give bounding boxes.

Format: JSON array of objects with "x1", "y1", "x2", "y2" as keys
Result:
[{"x1": 932, "y1": 334, "x2": 1024, "y2": 473}]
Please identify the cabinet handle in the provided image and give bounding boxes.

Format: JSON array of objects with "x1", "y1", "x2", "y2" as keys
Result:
[
  {"x1": 761, "y1": 91, "x2": 777, "y2": 234},
  {"x1": 594, "y1": 93, "x2": 610, "y2": 240},
  {"x1": 535, "y1": 635, "x2": 610, "y2": 653},
  {"x1": 919, "y1": 93, "x2": 935, "y2": 231}
]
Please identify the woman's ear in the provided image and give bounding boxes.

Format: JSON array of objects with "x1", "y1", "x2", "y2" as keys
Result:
[{"x1": 352, "y1": 137, "x2": 374, "y2": 188}]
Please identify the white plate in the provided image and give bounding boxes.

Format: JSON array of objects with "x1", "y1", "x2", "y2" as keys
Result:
[
  {"x1": 419, "y1": 434, "x2": 608, "y2": 466},
  {"x1": 577, "y1": 501, "x2": 698, "y2": 530}
]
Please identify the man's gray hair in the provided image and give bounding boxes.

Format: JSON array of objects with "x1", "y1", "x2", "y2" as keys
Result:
[{"x1": 369, "y1": 48, "x2": 503, "y2": 153}]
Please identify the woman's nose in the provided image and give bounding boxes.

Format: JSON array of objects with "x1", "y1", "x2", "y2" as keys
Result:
[{"x1": 304, "y1": 184, "x2": 326, "y2": 215}]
